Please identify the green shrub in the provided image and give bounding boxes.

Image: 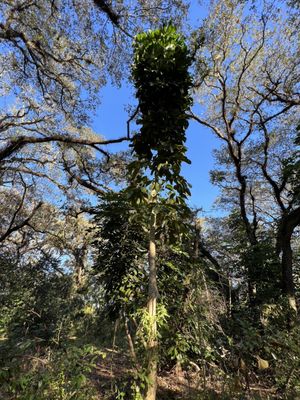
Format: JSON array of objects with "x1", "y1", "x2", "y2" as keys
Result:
[{"x1": 0, "y1": 343, "x2": 104, "y2": 400}]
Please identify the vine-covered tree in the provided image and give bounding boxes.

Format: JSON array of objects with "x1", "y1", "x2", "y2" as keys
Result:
[
  {"x1": 2, "y1": 1, "x2": 300, "y2": 399},
  {"x1": 130, "y1": 25, "x2": 192, "y2": 399}
]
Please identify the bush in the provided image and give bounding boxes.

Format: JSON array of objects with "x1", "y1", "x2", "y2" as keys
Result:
[{"x1": 0, "y1": 343, "x2": 104, "y2": 400}]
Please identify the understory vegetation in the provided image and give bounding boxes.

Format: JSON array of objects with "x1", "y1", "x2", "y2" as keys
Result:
[{"x1": 0, "y1": 0, "x2": 299, "y2": 399}]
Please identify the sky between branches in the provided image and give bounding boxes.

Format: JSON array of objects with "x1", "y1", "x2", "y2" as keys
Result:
[{"x1": 92, "y1": 0, "x2": 220, "y2": 214}]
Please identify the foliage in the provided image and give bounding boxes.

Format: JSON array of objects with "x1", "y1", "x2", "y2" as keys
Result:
[
  {"x1": 93, "y1": 190, "x2": 148, "y2": 319},
  {"x1": 0, "y1": 254, "x2": 84, "y2": 345},
  {"x1": 1, "y1": 1, "x2": 300, "y2": 399},
  {"x1": 221, "y1": 304, "x2": 300, "y2": 397},
  {"x1": 193, "y1": 0, "x2": 300, "y2": 307},
  {"x1": 282, "y1": 130, "x2": 300, "y2": 205},
  {"x1": 242, "y1": 240, "x2": 282, "y2": 304},
  {"x1": 0, "y1": 0, "x2": 188, "y2": 277},
  {"x1": 0, "y1": 343, "x2": 104, "y2": 400},
  {"x1": 130, "y1": 24, "x2": 192, "y2": 202},
  {"x1": 0, "y1": 252, "x2": 105, "y2": 400}
]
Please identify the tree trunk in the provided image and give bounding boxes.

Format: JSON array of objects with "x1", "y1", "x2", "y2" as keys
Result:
[
  {"x1": 276, "y1": 207, "x2": 300, "y2": 313},
  {"x1": 146, "y1": 209, "x2": 158, "y2": 400},
  {"x1": 280, "y1": 230, "x2": 297, "y2": 313},
  {"x1": 124, "y1": 317, "x2": 140, "y2": 370},
  {"x1": 73, "y1": 246, "x2": 87, "y2": 289}
]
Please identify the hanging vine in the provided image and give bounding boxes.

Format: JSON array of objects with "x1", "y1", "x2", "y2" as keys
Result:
[
  {"x1": 128, "y1": 24, "x2": 193, "y2": 400},
  {"x1": 129, "y1": 24, "x2": 192, "y2": 202}
]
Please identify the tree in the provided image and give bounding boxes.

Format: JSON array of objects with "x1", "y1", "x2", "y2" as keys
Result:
[
  {"x1": 129, "y1": 25, "x2": 192, "y2": 399},
  {"x1": 0, "y1": 0, "x2": 188, "y2": 162},
  {"x1": 192, "y1": 0, "x2": 300, "y2": 310},
  {"x1": 93, "y1": 191, "x2": 148, "y2": 320},
  {"x1": 0, "y1": 0, "x2": 188, "y2": 255}
]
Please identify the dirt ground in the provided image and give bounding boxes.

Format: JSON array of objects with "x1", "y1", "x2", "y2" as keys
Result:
[{"x1": 93, "y1": 349, "x2": 279, "y2": 400}]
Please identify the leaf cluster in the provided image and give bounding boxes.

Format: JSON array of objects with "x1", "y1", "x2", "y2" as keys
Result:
[
  {"x1": 92, "y1": 191, "x2": 148, "y2": 319},
  {"x1": 131, "y1": 24, "x2": 192, "y2": 199}
]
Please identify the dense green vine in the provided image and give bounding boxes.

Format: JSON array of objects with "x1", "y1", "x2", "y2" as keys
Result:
[{"x1": 130, "y1": 25, "x2": 192, "y2": 200}]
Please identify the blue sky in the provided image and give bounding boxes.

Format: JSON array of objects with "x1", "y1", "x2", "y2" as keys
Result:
[
  {"x1": 92, "y1": 1, "x2": 220, "y2": 214},
  {"x1": 92, "y1": 82, "x2": 220, "y2": 214}
]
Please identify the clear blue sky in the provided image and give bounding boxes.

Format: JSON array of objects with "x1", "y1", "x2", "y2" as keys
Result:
[
  {"x1": 92, "y1": 1, "x2": 220, "y2": 214},
  {"x1": 92, "y1": 83, "x2": 220, "y2": 214}
]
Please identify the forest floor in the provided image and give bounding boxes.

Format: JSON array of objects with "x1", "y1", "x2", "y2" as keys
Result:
[
  {"x1": 93, "y1": 348, "x2": 280, "y2": 400},
  {"x1": 0, "y1": 337, "x2": 287, "y2": 400}
]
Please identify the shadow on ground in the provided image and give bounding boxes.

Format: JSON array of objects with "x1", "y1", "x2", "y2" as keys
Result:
[{"x1": 92, "y1": 349, "x2": 278, "y2": 400}]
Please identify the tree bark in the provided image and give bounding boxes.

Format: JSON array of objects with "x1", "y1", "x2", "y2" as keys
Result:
[
  {"x1": 0, "y1": 135, "x2": 128, "y2": 163},
  {"x1": 276, "y1": 207, "x2": 300, "y2": 313},
  {"x1": 281, "y1": 236, "x2": 296, "y2": 312},
  {"x1": 73, "y1": 246, "x2": 87, "y2": 289},
  {"x1": 227, "y1": 141, "x2": 258, "y2": 303},
  {"x1": 146, "y1": 209, "x2": 158, "y2": 400},
  {"x1": 124, "y1": 317, "x2": 140, "y2": 370},
  {"x1": 195, "y1": 224, "x2": 230, "y2": 305}
]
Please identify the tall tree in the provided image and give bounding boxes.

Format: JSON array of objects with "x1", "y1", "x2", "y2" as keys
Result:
[
  {"x1": 130, "y1": 25, "x2": 192, "y2": 399},
  {"x1": 192, "y1": 0, "x2": 300, "y2": 310},
  {"x1": 0, "y1": 0, "x2": 189, "y2": 252}
]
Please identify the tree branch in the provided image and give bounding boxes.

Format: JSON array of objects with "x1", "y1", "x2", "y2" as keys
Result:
[{"x1": 0, "y1": 135, "x2": 129, "y2": 162}]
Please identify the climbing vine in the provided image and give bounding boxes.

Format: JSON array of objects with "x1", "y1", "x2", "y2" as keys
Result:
[
  {"x1": 129, "y1": 24, "x2": 192, "y2": 203},
  {"x1": 128, "y1": 25, "x2": 193, "y2": 400}
]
